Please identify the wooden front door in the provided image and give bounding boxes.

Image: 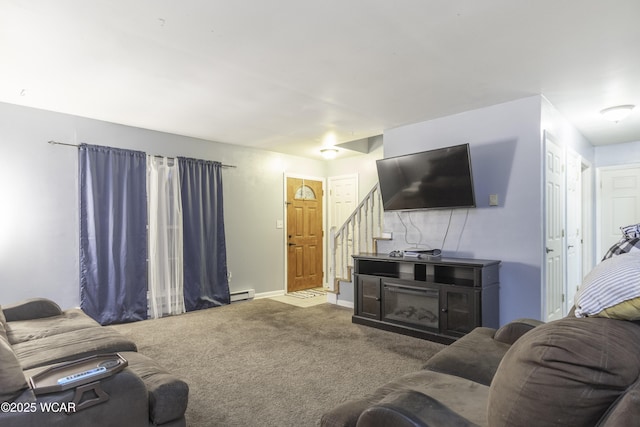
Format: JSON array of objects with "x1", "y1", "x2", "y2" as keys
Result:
[{"x1": 287, "y1": 177, "x2": 323, "y2": 292}]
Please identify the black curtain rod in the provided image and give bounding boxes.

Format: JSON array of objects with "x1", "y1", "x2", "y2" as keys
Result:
[{"x1": 47, "y1": 140, "x2": 237, "y2": 168}]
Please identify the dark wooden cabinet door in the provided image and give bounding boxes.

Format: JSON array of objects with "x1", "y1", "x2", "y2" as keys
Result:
[
  {"x1": 357, "y1": 275, "x2": 381, "y2": 319},
  {"x1": 440, "y1": 286, "x2": 480, "y2": 337}
]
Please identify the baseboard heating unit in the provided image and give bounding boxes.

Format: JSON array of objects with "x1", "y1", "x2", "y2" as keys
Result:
[{"x1": 230, "y1": 289, "x2": 255, "y2": 302}]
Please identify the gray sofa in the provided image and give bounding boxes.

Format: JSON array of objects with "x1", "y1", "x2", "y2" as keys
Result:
[
  {"x1": 0, "y1": 298, "x2": 188, "y2": 427},
  {"x1": 321, "y1": 316, "x2": 640, "y2": 427}
]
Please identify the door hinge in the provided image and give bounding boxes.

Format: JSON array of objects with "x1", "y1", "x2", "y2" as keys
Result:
[{"x1": 562, "y1": 294, "x2": 565, "y2": 303}]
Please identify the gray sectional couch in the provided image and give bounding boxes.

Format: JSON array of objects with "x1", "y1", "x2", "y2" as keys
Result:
[
  {"x1": 321, "y1": 316, "x2": 640, "y2": 427},
  {"x1": 0, "y1": 298, "x2": 188, "y2": 427}
]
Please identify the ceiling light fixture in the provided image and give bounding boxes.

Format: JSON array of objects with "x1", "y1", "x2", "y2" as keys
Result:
[
  {"x1": 600, "y1": 104, "x2": 635, "y2": 122},
  {"x1": 320, "y1": 148, "x2": 339, "y2": 160}
]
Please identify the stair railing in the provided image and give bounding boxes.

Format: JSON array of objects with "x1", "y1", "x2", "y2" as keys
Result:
[{"x1": 328, "y1": 183, "x2": 384, "y2": 292}]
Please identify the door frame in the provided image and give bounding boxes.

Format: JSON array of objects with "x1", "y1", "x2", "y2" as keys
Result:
[
  {"x1": 581, "y1": 158, "x2": 594, "y2": 279},
  {"x1": 283, "y1": 173, "x2": 327, "y2": 293},
  {"x1": 565, "y1": 148, "x2": 593, "y2": 313},
  {"x1": 565, "y1": 147, "x2": 582, "y2": 313}
]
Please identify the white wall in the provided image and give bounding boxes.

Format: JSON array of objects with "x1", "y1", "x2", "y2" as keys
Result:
[
  {"x1": 377, "y1": 96, "x2": 594, "y2": 324},
  {"x1": 0, "y1": 102, "x2": 325, "y2": 309},
  {"x1": 325, "y1": 145, "x2": 384, "y2": 200},
  {"x1": 541, "y1": 96, "x2": 595, "y2": 164},
  {"x1": 595, "y1": 140, "x2": 640, "y2": 167}
]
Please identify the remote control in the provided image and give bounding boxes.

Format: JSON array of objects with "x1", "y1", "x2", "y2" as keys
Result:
[{"x1": 57, "y1": 367, "x2": 106, "y2": 385}]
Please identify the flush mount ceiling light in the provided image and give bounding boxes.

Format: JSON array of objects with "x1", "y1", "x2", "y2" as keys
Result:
[
  {"x1": 320, "y1": 148, "x2": 339, "y2": 159},
  {"x1": 600, "y1": 104, "x2": 635, "y2": 122}
]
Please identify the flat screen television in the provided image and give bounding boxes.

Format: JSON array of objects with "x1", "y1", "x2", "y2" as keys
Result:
[{"x1": 376, "y1": 143, "x2": 476, "y2": 211}]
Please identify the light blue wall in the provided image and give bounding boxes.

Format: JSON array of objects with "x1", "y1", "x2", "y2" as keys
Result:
[
  {"x1": 377, "y1": 96, "x2": 594, "y2": 324},
  {"x1": 595, "y1": 140, "x2": 640, "y2": 167},
  {"x1": 0, "y1": 102, "x2": 325, "y2": 309},
  {"x1": 379, "y1": 96, "x2": 543, "y2": 323}
]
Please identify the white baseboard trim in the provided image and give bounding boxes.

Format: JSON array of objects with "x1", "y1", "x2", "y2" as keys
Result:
[
  {"x1": 336, "y1": 300, "x2": 354, "y2": 309},
  {"x1": 326, "y1": 293, "x2": 354, "y2": 309}
]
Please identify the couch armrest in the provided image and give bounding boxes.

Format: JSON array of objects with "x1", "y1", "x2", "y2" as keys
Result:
[
  {"x1": 5, "y1": 367, "x2": 149, "y2": 427},
  {"x1": 355, "y1": 391, "x2": 479, "y2": 427},
  {"x1": 598, "y1": 381, "x2": 640, "y2": 426},
  {"x1": 423, "y1": 327, "x2": 510, "y2": 386},
  {"x1": 119, "y1": 351, "x2": 188, "y2": 425},
  {"x1": 3, "y1": 299, "x2": 62, "y2": 322},
  {"x1": 493, "y1": 318, "x2": 544, "y2": 345}
]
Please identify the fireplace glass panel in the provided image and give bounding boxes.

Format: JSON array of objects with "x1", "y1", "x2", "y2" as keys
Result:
[{"x1": 383, "y1": 284, "x2": 439, "y2": 330}]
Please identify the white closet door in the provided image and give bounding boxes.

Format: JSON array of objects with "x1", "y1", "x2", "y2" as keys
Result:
[
  {"x1": 599, "y1": 166, "x2": 640, "y2": 258},
  {"x1": 544, "y1": 134, "x2": 565, "y2": 322}
]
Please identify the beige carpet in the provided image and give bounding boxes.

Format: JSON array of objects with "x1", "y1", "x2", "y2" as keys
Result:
[{"x1": 112, "y1": 299, "x2": 446, "y2": 427}]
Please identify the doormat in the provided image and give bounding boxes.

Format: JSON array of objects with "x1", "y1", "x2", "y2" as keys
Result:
[{"x1": 286, "y1": 288, "x2": 327, "y2": 299}]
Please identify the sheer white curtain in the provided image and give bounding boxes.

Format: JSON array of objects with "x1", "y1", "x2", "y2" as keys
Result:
[{"x1": 147, "y1": 156, "x2": 185, "y2": 319}]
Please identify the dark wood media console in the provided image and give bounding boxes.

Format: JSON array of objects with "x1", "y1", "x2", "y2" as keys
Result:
[{"x1": 352, "y1": 253, "x2": 500, "y2": 344}]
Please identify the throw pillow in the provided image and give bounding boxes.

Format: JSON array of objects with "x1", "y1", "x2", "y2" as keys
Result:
[
  {"x1": 602, "y1": 237, "x2": 640, "y2": 260},
  {"x1": 487, "y1": 317, "x2": 640, "y2": 427},
  {"x1": 621, "y1": 223, "x2": 640, "y2": 239},
  {"x1": 602, "y1": 223, "x2": 640, "y2": 260},
  {"x1": 597, "y1": 296, "x2": 640, "y2": 320},
  {"x1": 575, "y1": 252, "x2": 640, "y2": 319}
]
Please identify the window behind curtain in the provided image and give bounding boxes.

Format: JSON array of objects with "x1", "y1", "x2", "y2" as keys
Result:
[{"x1": 147, "y1": 155, "x2": 185, "y2": 319}]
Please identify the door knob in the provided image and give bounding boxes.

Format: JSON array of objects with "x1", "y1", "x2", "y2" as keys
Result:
[
  {"x1": 546, "y1": 247, "x2": 554, "y2": 253},
  {"x1": 288, "y1": 243, "x2": 296, "y2": 247}
]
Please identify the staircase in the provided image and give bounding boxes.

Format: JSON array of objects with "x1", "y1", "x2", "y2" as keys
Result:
[{"x1": 328, "y1": 183, "x2": 386, "y2": 293}]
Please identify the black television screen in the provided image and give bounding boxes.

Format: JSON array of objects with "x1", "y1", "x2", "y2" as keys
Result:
[{"x1": 376, "y1": 143, "x2": 476, "y2": 211}]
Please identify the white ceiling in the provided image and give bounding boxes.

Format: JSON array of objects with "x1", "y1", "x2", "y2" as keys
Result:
[{"x1": 1, "y1": 1, "x2": 639, "y2": 159}]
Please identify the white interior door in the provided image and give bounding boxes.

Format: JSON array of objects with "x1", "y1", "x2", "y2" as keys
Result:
[
  {"x1": 599, "y1": 166, "x2": 640, "y2": 258},
  {"x1": 328, "y1": 174, "x2": 358, "y2": 230},
  {"x1": 565, "y1": 149, "x2": 582, "y2": 312},
  {"x1": 544, "y1": 133, "x2": 565, "y2": 322}
]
